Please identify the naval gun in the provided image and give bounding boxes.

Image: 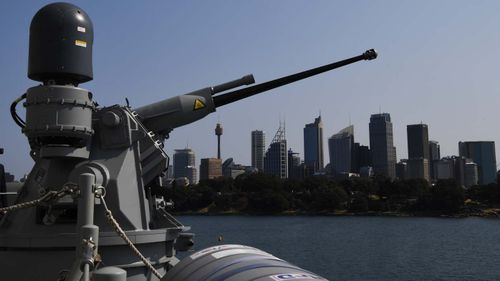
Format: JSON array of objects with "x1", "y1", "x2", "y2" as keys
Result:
[
  {"x1": 134, "y1": 49, "x2": 377, "y2": 135},
  {"x1": 0, "y1": 2, "x2": 377, "y2": 281}
]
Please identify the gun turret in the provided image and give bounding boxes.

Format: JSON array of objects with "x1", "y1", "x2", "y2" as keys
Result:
[
  {"x1": 3, "y1": 3, "x2": 379, "y2": 280},
  {"x1": 134, "y1": 49, "x2": 377, "y2": 135}
]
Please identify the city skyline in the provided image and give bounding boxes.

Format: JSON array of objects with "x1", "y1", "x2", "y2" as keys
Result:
[
  {"x1": 170, "y1": 114, "x2": 497, "y2": 183},
  {"x1": 3, "y1": 1, "x2": 500, "y2": 178}
]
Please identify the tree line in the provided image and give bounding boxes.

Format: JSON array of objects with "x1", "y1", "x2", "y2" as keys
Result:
[{"x1": 158, "y1": 173, "x2": 500, "y2": 216}]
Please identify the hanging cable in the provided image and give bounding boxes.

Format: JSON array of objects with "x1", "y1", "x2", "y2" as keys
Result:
[{"x1": 10, "y1": 93, "x2": 27, "y2": 129}]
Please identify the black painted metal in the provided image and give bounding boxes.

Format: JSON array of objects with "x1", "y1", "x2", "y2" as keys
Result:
[
  {"x1": 213, "y1": 49, "x2": 377, "y2": 108},
  {"x1": 28, "y1": 3, "x2": 94, "y2": 84}
]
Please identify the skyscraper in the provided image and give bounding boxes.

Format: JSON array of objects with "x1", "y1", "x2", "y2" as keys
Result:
[
  {"x1": 396, "y1": 160, "x2": 408, "y2": 180},
  {"x1": 251, "y1": 130, "x2": 265, "y2": 171},
  {"x1": 434, "y1": 156, "x2": 468, "y2": 187},
  {"x1": 407, "y1": 158, "x2": 429, "y2": 181},
  {"x1": 406, "y1": 124, "x2": 430, "y2": 181},
  {"x1": 173, "y1": 148, "x2": 197, "y2": 184},
  {"x1": 369, "y1": 113, "x2": 396, "y2": 179},
  {"x1": 407, "y1": 124, "x2": 429, "y2": 159},
  {"x1": 459, "y1": 141, "x2": 497, "y2": 185},
  {"x1": 429, "y1": 141, "x2": 440, "y2": 162},
  {"x1": 287, "y1": 149, "x2": 301, "y2": 179},
  {"x1": 464, "y1": 162, "x2": 479, "y2": 188},
  {"x1": 429, "y1": 140, "x2": 440, "y2": 181},
  {"x1": 303, "y1": 115, "x2": 324, "y2": 173},
  {"x1": 264, "y1": 124, "x2": 287, "y2": 178},
  {"x1": 328, "y1": 125, "x2": 354, "y2": 175},
  {"x1": 434, "y1": 157, "x2": 456, "y2": 181},
  {"x1": 199, "y1": 158, "x2": 222, "y2": 180},
  {"x1": 355, "y1": 144, "x2": 371, "y2": 173}
]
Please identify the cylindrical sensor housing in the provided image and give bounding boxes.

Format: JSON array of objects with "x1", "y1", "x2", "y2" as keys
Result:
[
  {"x1": 93, "y1": 267, "x2": 127, "y2": 281},
  {"x1": 162, "y1": 244, "x2": 329, "y2": 281},
  {"x1": 23, "y1": 85, "x2": 95, "y2": 151},
  {"x1": 28, "y1": 2, "x2": 93, "y2": 84}
]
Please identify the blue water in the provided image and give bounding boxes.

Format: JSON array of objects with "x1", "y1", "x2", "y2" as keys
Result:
[{"x1": 177, "y1": 216, "x2": 500, "y2": 281}]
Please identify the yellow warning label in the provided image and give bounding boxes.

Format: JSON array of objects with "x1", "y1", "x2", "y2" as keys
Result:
[
  {"x1": 194, "y1": 99, "x2": 206, "y2": 110},
  {"x1": 75, "y1": 40, "x2": 87, "y2": 48}
]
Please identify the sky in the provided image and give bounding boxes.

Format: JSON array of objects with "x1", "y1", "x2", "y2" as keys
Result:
[{"x1": 2, "y1": 1, "x2": 500, "y2": 179}]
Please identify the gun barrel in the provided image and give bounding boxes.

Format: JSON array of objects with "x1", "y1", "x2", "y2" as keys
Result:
[
  {"x1": 213, "y1": 49, "x2": 377, "y2": 108},
  {"x1": 212, "y1": 74, "x2": 255, "y2": 95}
]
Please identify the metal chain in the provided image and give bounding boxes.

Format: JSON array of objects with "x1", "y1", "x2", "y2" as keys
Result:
[
  {"x1": 0, "y1": 184, "x2": 79, "y2": 215},
  {"x1": 97, "y1": 189, "x2": 162, "y2": 279}
]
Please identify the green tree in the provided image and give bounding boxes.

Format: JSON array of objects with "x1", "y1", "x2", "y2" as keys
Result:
[
  {"x1": 417, "y1": 179, "x2": 464, "y2": 212},
  {"x1": 309, "y1": 183, "x2": 347, "y2": 211},
  {"x1": 245, "y1": 190, "x2": 289, "y2": 214},
  {"x1": 348, "y1": 192, "x2": 369, "y2": 212},
  {"x1": 466, "y1": 183, "x2": 500, "y2": 205},
  {"x1": 237, "y1": 173, "x2": 282, "y2": 193},
  {"x1": 349, "y1": 177, "x2": 375, "y2": 194}
]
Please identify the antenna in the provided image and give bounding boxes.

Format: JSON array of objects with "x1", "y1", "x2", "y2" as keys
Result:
[{"x1": 283, "y1": 118, "x2": 286, "y2": 138}]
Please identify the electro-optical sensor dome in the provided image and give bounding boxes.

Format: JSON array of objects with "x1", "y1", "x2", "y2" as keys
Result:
[{"x1": 28, "y1": 2, "x2": 93, "y2": 84}]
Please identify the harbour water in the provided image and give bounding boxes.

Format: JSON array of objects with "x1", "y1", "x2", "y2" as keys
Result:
[{"x1": 177, "y1": 215, "x2": 500, "y2": 281}]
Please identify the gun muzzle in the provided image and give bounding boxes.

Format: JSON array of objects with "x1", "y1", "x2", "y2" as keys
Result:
[{"x1": 363, "y1": 49, "x2": 378, "y2": 60}]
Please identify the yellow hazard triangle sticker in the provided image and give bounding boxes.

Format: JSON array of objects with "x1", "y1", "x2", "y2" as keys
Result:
[{"x1": 193, "y1": 99, "x2": 206, "y2": 110}]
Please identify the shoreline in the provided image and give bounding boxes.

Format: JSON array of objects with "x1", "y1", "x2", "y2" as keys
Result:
[{"x1": 172, "y1": 208, "x2": 500, "y2": 219}]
